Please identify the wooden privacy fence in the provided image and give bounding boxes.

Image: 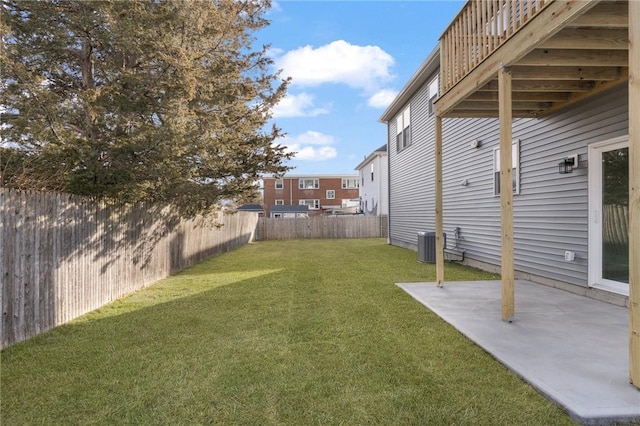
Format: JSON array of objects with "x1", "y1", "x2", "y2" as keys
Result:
[
  {"x1": 0, "y1": 188, "x2": 258, "y2": 349},
  {"x1": 603, "y1": 204, "x2": 629, "y2": 253},
  {"x1": 255, "y1": 215, "x2": 388, "y2": 241}
]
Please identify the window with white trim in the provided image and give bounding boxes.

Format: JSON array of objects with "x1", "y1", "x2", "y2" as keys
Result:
[
  {"x1": 275, "y1": 179, "x2": 284, "y2": 190},
  {"x1": 326, "y1": 190, "x2": 335, "y2": 199},
  {"x1": 298, "y1": 178, "x2": 319, "y2": 189},
  {"x1": 428, "y1": 77, "x2": 439, "y2": 116},
  {"x1": 342, "y1": 178, "x2": 359, "y2": 189},
  {"x1": 275, "y1": 199, "x2": 284, "y2": 205},
  {"x1": 370, "y1": 164, "x2": 374, "y2": 181},
  {"x1": 396, "y1": 106, "x2": 411, "y2": 152},
  {"x1": 493, "y1": 140, "x2": 520, "y2": 196},
  {"x1": 299, "y1": 199, "x2": 320, "y2": 210}
]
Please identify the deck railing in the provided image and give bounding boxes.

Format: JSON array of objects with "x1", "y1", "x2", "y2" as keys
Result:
[{"x1": 440, "y1": 0, "x2": 551, "y2": 93}]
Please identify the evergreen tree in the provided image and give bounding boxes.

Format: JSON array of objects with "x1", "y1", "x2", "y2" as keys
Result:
[{"x1": 1, "y1": 0, "x2": 290, "y2": 215}]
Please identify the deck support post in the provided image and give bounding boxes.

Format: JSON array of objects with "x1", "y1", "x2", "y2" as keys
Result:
[
  {"x1": 629, "y1": 0, "x2": 640, "y2": 389},
  {"x1": 435, "y1": 115, "x2": 445, "y2": 287},
  {"x1": 498, "y1": 65, "x2": 515, "y2": 322}
]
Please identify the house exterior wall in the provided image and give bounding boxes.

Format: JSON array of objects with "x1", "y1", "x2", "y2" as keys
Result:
[
  {"x1": 263, "y1": 175, "x2": 360, "y2": 217},
  {"x1": 388, "y1": 76, "x2": 628, "y2": 289},
  {"x1": 356, "y1": 150, "x2": 388, "y2": 216},
  {"x1": 388, "y1": 74, "x2": 439, "y2": 250}
]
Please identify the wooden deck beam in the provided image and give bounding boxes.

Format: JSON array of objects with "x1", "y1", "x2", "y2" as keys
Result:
[
  {"x1": 629, "y1": 0, "x2": 640, "y2": 389},
  {"x1": 456, "y1": 101, "x2": 552, "y2": 111},
  {"x1": 537, "y1": 78, "x2": 628, "y2": 117},
  {"x1": 446, "y1": 111, "x2": 540, "y2": 118},
  {"x1": 567, "y1": 1, "x2": 628, "y2": 28},
  {"x1": 539, "y1": 28, "x2": 628, "y2": 50},
  {"x1": 478, "y1": 79, "x2": 595, "y2": 92},
  {"x1": 518, "y1": 49, "x2": 628, "y2": 67},
  {"x1": 466, "y1": 91, "x2": 571, "y2": 102},
  {"x1": 510, "y1": 65, "x2": 623, "y2": 81}
]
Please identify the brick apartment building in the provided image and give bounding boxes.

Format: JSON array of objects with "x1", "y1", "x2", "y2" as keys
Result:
[{"x1": 262, "y1": 175, "x2": 360, "y2": 217}]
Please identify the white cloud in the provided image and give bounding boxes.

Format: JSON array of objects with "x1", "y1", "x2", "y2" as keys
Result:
[
  {"x1": 272, "y1": 93, "x2": 330, "y2": 118},
  {"x1": 292, "y1": 145, "x2": 337, "y2": 161},
  {"x1": 275, "y1": 40, "x2": 395, "y2": 92},
  {"x1": 276, "y1": 131, "x2": 338, "y2": 161},
  {"x1": 289, "y1": 130, "x2": 334, "y2": 146},
  {"x1": 367, "y1": 89, "x2": 398, "y2": 108}
]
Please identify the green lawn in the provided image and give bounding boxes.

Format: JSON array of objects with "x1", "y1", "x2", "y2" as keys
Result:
[{"x1": 1, "y1": 239, "x2": 575, "y2": 425}]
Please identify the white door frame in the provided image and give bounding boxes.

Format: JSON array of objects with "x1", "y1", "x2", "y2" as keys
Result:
[{"x1": 588, "y1": 135, "x2": 629, "y2": 296}]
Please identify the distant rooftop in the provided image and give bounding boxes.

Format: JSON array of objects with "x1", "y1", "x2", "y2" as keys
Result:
[
  {"x1": 236, "y1": 204, "x2": 264, "y2": 213},
  {"x1": 263, "y1": 173, "x2": 358, "y2": 179},
  {"x1": 269, "y1": 205, "x2": 309, "y2": 214},
  {"x1": 354, "y1": 143, "x2": 388, "y2": 170}
]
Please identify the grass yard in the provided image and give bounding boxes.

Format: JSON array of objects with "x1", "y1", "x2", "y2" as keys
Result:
[{"x1": 1, "y1": 239, "x2": 576, "y2": 425}]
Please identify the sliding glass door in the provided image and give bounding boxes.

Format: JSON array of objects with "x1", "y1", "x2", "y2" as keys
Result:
[{"x1": 588, "y1": 137, "x2": 629, "y2": 295}]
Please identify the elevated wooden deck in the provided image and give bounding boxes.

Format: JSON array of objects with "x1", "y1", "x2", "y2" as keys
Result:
[{"x1": 436, "y1": 0, "x2": 629, "y2": 118}]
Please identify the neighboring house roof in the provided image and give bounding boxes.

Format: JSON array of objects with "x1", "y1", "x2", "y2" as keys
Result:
[
  {"x1": 379, "y1": 46, "x2": 440, "y2": 124},
  {"x1": 354, "y1": 144, "x2": 388, "y2": 171},
  {"x1": 269, "y1": 205, "x2": 309, "y2": 214},
  {"x1": 236, "y1": 204, "x2": 264, "y2": 213}
]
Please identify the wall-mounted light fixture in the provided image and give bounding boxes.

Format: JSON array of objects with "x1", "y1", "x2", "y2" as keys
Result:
[
  {"x1": 469, "y1": 139, "x2": 481, "y2": 149},
  {"x1": 558, "y1": 154, "x2": 578, "y2": 174}
]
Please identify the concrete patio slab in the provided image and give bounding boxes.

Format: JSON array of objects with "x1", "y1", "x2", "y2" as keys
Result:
[{"x1": 397, "y1": 280, "x2": 640, "y2": 425}]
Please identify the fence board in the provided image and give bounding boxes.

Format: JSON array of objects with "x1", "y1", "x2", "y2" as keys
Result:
[
  {"x1": 255, "y1": 215, "x2": 388, "y2": 241},
  {"x1": 1, "y1": 188, "x2": 258, "y2": 349}
]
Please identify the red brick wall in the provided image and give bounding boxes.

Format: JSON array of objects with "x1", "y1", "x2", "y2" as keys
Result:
[{"x1": 263, "y1": 177, "x2": 360, "y2": 216}]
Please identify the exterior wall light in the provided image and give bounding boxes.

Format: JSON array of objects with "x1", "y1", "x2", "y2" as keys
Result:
[{"x1": 558, "y1": 154, "x2": 578, "y2": 174}]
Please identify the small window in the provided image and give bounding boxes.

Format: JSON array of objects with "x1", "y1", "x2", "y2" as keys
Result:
[
  {"x1": 275, "y1": 179, "x2": 284, "y2": 190},
  {"x1": 326, "y1": 190, "x2": 335, "y2": 199},
  {"x1": 342, "y1": 178, "x2": 359, "y2": 189},
  {"x1": 273, "y1": 213, "x2": 282, "y2": 218},
  {"x1": 396, "y1": 106, "x2": 411, "y2": 152},
  {"x1": 275, "y1": 199, "x2": 284, "y2": 205},
  {"x1": 370, "y1": 164, "x2": 374, "y2": 181},
  {"x1": 299, "y1": 199, "x2": 320, "y2": 210},
  {"x1": 428, "y1": 77, "x2": 439, "y2": 116},
  {"x1": 494, "y1": 140, "x2": 520, "y2": 196},
  {"x1": 299, "y1": 178, "x2": 319, "y2": 189}
]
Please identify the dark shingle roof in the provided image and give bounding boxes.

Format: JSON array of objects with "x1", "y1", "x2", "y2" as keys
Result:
[{"x1": 237, "y1": 204, "x2": 264, "y2": 212}]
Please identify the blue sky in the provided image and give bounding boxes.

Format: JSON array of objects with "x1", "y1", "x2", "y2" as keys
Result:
[{"x1": 258, "y1": 0, "x2": 465, "y2": 175}]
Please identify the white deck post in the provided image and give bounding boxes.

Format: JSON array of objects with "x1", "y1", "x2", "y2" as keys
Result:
[
  {"x1": 498, "y1": 66, "x2": 515, "y2": 322},
  {"x1": 629, "y1": 0, "x2": 640, "y2": 388}
]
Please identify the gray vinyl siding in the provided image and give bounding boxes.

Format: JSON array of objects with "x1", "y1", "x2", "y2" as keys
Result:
[
  {"x1": 511, "y1": 85, "x2": 628, "y2": 286},
  {"x1": 441, "y1": 117, "x2": 501, "y2": 266},
  {"x1": 388, "y1": 79, "x2": 628, "y2": 287},
  {"x1": 388, "y1": 76, "x2": 437, "y2": 249}
]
